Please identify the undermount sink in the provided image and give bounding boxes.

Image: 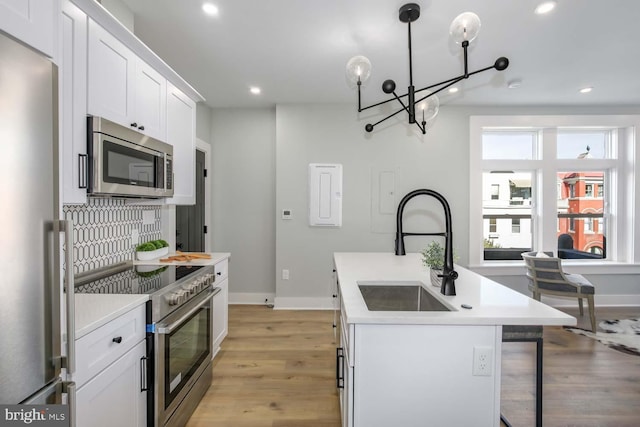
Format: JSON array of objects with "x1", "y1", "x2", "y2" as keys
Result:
[{"x1": 357, "y1": 281, "x2": 452, "y2": 312}]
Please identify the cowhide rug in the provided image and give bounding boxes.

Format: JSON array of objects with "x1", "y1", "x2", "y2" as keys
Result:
[{"x1": 564, "y1": 318, "x2": 640, "y2": 357}]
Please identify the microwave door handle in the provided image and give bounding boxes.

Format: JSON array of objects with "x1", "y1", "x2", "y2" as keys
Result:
[{"x1": 157, "y1": 288, "x2": 220, "y2": 334}]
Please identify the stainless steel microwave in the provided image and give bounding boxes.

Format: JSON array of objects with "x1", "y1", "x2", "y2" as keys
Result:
[{"x1": 87, "y1": 116, "x2": 174, "y2": 198}]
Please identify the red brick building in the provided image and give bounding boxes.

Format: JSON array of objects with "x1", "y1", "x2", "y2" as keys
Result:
[{"x1": 557, "y1": 172, "x2": 605, "y2": 255}]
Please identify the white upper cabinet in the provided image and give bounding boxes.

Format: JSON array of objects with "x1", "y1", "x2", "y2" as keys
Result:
[
  {"x1": 166, "y1": 82, "x2": 196, "y2": 205},
  {"x1": 0, "y1": 0, "x2": 56, "y2": 58},
  {"x1": 135, "y1": 61, "x2": 166, "y2": 140},
  {"x1": 87, "y1": 19, "x2": 135, "y2": 126},
  {"x1": 60, "y1": 0, "x2": 88, "y2": 205},
  {"x1": 87, "y1": 19, "x2": 166, "y2": 141}
]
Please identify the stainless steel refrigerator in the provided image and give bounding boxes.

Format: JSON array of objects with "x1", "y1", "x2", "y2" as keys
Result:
[{"x1": 0, "y1": 30, "x2": 74, "y2": 408}]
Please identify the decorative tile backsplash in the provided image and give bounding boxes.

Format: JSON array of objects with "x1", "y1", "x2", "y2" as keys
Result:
[{"x1": 63, "y1": 198, "x2": 162, "y2": 274}]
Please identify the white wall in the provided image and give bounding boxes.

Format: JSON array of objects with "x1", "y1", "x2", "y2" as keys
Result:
[
  {"x1": 211, "y1": 108, "x2": 276, "y2": 303},
  {"x1": 196, "y1": 103, "x2": 212, "y2": 144},
  {"x1": 212, "y1": 103, "x2": 640, "y2": 308}
]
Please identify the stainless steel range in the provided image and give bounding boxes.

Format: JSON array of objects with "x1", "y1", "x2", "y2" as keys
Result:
[{"x1": 75, "y1": 262, "x2": 219, "y2": 427}]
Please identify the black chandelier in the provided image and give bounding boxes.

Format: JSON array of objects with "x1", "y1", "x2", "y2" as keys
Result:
[{"x1": 346, "y1": 3, "x2": 509, "y2": 134}]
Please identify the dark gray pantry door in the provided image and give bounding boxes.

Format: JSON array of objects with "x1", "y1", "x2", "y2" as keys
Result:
[{"x1": 176, "y1": 149, "x2": 206, "y2": 251}]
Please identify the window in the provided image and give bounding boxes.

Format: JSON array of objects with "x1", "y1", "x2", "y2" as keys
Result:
[
  {"x1": 585, "y1": 184, "x2": 594, "y2": 197},
  {"x1": 470, "y1": 115, "x2": 639, "y2": 266},
  {"x1": 482, "y1": 171, "x2": 532, "y2": 260},
  {"x1": 491, "y1": 184, "x2": 499, "y2": 200},
  {"x1": 584, "y1": 218, "x2": 594, "y2": 233}
]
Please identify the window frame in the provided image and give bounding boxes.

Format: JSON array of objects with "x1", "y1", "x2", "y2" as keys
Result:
[{"x1": 469, "y1": 115, "x2": 640, "y2": 273}]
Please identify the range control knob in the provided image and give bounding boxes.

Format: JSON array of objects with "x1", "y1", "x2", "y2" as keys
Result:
[{"x1": 165, "y1": 292, "x2": 179, "y2": 306}]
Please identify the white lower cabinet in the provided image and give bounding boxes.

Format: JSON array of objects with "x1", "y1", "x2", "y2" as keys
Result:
[
  {"x1": 337, "y1": 303, "x2": 500, "y2": 427},
  {"x1": 76, "y1": 340, "x2": 147, "y2": 427},
  {"x1": 211, "y1": 259, "x2": 229, "y2": 358},
  {"x1": 75, "y1": 304, "x2": 147, "y2": 427}
]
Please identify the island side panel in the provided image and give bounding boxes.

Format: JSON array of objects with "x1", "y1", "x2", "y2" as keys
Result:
[{"x1": 353, "y1": 323, "x2": 501, "y2": 427}]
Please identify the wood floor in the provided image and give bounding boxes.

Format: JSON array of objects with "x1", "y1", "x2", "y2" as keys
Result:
[{"x1": 186, "y1": 304, "x2": 640, "y2": 427}]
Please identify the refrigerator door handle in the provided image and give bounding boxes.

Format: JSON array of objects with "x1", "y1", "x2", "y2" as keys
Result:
[
  {"x1": 63, "y1": 381, "x2": 76, "y2": 427},
  {"x1": 61, "y1": 219, "x2": 76, "y2": 374}
]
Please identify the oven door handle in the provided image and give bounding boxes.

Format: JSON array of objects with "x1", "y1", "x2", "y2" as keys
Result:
[{"x1": 156, "y1": 287, "x2": 221, "y2": 335}]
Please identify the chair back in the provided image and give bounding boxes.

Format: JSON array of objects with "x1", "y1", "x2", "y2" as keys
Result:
[{"x1": 521, "y1": 251, "x2": 568, "y2": 292}]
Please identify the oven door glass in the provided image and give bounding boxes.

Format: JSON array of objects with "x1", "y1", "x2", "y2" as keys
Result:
[
  {"x1": 103, "y1": 139, "x2": 163, "y2": 188},
  {"x1": 164, "y1": 305, "x2": 211, "y2": 407}
]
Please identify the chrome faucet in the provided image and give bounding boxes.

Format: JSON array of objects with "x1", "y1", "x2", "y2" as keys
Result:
[{"x1": 395, "y1": 189, "x2": 458, "y2": 296}]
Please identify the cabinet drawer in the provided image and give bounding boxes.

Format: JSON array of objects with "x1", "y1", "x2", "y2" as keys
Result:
[
  {"x1": 75, "y1": 304, "x2": 146, "y2": 388},
  {"x1": 214, "y1": 259, "x2": 228, "y2": 281}
]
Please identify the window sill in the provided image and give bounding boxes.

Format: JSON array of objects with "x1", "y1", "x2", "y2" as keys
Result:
[{"x1": 469, "y1": 261, "x2": 640, "y2": 276}]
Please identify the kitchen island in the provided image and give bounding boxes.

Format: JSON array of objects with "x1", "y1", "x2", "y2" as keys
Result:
[{"x1": 333, "y1": 252, "x2": 576, "y2": 427}]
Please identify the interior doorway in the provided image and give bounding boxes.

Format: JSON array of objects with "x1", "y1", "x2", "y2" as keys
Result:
[{"x1": 176, "y1": 149, "x2": 206, "y2": 251}]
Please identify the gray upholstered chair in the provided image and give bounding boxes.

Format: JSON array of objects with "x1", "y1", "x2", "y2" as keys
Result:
[{"x1": 521, "y1": 251, "x2": 596, "y2": 332}]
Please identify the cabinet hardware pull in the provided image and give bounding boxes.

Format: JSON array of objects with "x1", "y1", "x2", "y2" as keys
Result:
[
  {"x1": 130, "y1": 122, "x2": 137, "y2": 127},
  {"x1": 140, "y1": 356, "x2": 149, "y2": 391},
  {"x1": 336, "y1": 347, "x2": 345, "y2": 389},
  {"x1": 78, "y1": 154, "x2": 88, "y2": 189},
  {"x1": 216, "y1": 272, "x2": 221, "y2": 276},
  {"x1": 112, "y1": 336, "x2": 123, "y2": 344},
  {"x1": 138, "y1": 125, "x2": 145, "y2": 131}
]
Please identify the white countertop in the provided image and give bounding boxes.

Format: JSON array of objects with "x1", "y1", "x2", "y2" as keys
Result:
[
  {"x1": 75, "y1": 294, "x2": 149, "y2": 339},
  {"x1": 132, "y1": 252, "x2": 230, "y2": 266},
  {"x1": 334, "y1": 252, "x2": 576, "y2": 326}
]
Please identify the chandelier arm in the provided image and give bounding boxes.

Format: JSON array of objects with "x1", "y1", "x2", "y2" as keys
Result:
[
  {"x1": 414, "y1": 120, "x2": 426, "y2": 135},
  {"x1": 414, "y1": 75, "x2": 467, "y2": 94},
  {"x1": 414, "y1": 77, "x2": 465, "y2": 105},
  {"x1": 465, "y1": 63, "x2": 499, "y2": 78},
  {"x1": 359, "y1": 92, "x2": 410, "y2": 112},
  {"x1": 368, "y1": 104, "x2": 408, "y2": 129},
  {"x1": 392, "y1": 91, "x2": 411, "y2": 116}
]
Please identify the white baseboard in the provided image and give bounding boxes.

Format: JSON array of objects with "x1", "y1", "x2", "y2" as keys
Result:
[
  {"x1": 229, "y1": 292, "x2": 275, "y2": 305},
  {"x1": 273, "y1": 297, "x2": 334, "y2": 310},
  {"x1": 541, "y1": 294, "x2": 640, "y2": 307}
]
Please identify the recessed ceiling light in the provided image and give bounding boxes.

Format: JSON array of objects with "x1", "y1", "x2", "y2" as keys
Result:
[
  {"x1": 448, "y1": 87, "x2": 459, "y2": 94},
  {"x1": 580, "y1": 87, "x2": 593, "y2": 94},
  {"x1": 249, "y1": 86, "x2": 261, "y2": 95},
  {"x1": 202, "y1": 3, "x2": 219, "y2": 16},
  {"x1": 507, "y1": 79, "x2": 522, "y2": 89},
  {"x1": 534, "y1": 1, "x2": 557, "y2": 15}
]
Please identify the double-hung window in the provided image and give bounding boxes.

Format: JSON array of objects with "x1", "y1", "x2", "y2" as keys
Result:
[{"x1": 469, "y1": 115, "x2": 639, "y2": 266}]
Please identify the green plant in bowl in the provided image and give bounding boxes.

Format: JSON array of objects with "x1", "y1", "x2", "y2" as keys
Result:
[
  {"x1": 156, "y1": 239, "x2": 169, "y2": 248},
  {"x1": 136, "y1": 242, "x2": 157, "y2": 252}
]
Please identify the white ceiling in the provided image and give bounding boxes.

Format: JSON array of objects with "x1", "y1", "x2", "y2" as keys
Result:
[{"x1": 121, "y1": 0, "x2": 640, "y2": 110}]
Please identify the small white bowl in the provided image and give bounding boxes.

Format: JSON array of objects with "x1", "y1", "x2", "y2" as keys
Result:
[{"x1": 136, "y1": 247, "x2": 169, "y2": 261}]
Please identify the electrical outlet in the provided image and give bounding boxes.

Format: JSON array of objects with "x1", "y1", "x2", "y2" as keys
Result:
[
  {"x1": 131, "y1": 229, "x2": 139, "y2": 245},
  {"x1": 472, "y1": 346, "x2": 493, "y2": 376},
  {"x1": 282, "y1": 269, "x2": 290, "y2": 280}
]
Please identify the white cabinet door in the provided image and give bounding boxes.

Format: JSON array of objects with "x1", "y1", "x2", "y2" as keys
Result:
[
  {"x1": 0, "y1": 0, "x2": 56, "y2": 57},
  {"x1": 76, "y1": 340, "x2": 147, "y2": 427},
  {"x1": 212, "y1": 277, "x2": 228, "y2": 358},
  {"x1": 135, "y1": 60, "x2": 166, "y2": 141},
  {"x1": 87, "y1": 19, "x2": 135, "y2": 128},
  {"x1": 60, "y1": 0, "x2": 88, "y2": 205},
  {"x1": 166, "y1": 82, "x2": 196, "y2": 205},
  {"x1": 87, "y1": 19, "x2": 167, "y2": 142}
]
